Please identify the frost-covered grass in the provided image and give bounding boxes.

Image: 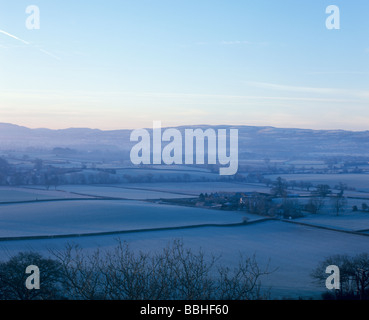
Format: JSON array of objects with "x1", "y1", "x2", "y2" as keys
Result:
[
  {"x1": 0, "y1": 187, "x2": 87, "y2": 202},
  {"x1": 0, "y1": 190, "x2": 54, "y2": 202},
  {"x1": 296, "y1": 211, "x2": 369, "y2": 232},
  {"x1": 292, "y1": 196, "x2": 369, "y2": 231},
  {"x1": 344, "y1": 190, "x2": 369, "y2": 199},
  {"x1": 2, "y1": 180, "x2": 369, "y2": 299},
  {"x1": 0, "y1": 200, "x2": 252, "y2": 237},
  {"x1": 1, "y1": 220, "x2": 369, "y2": 299}
]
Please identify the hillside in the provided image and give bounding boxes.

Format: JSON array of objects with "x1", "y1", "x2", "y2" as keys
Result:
[{"x1": 1, "y1": 123, "x2": 369, "y2": 159}]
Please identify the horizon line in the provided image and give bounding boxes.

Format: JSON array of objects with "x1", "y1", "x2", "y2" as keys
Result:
[{"x1": 1, "y1": 122, "x2": 368, "y2": 133}]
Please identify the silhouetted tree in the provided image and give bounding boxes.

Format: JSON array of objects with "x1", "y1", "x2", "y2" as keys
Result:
[
  {"x1": 305, "y1": 196, "x2": 325, "y2": 214},
  {"x1": 271, "y1": 177, "x2": 288, "y2": 198},
  {"x1": 49, "y1": 240, "x2": 273, "y2": 300},
  {"x1": 33, "y1": 159, "x2": 43, "y2": 171},
  {"x1": 331, "y1": 191, "x2": 347, "y2": 216},
  {"x1": 315, "y1": 184, "x2": 331, "y2": 197},
  {"x1": 312, "y1": 253, "x2": 369, "y2": 300},
  {"x1": 0, "y1": 252, "x2": 62, "y2": 300}
]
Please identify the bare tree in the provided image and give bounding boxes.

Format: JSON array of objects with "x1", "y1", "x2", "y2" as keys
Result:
[
  {"x1": 331, "y1": 191, "x2": 347, "y2": 216},
  {"x1": 315, "y1": 184, "x2": 331, "y2": 198},
  {"x1": 282, "y1": 199, "x2": 303, "y2": 219},
  {"x1": 350, "y1": 253, "x2": 369, "y2": 300},
  {"x1": 49, "y1": 240, "x2": 273, "y2": 300},
  {"x1": 271, "y1": 177, "x2": 288, "y2": 198},
  {"x1": 311, "y1": 253, "x2": 369, "y2": 300},
  {"x1": 50, "y1": 244, "x2": 107, "y2": 300},
  {"x1": 305, "y1": 196, "x2": 325, "y2": 214},
  {"x1": 162, "y1": 239, "x2": 217, "y2": 300},
  {"x1": 362, "y1": 203, "x2": 368, "y2": 212},
  {"x1": 103, "y1": 239, "x2": 217, "y2": 300},
  {"x1": 217, "y1": 254, "x2": 274, "y2": 300},
  {"x1": 311, "y1": 254, "x2": 353, "y2": 299},
  {"x1": 103, "y1": 241, "x2": 153, "y2": 300},
  {"x1": 246, "y1": 193, "x2": 271, "y2": 216}
]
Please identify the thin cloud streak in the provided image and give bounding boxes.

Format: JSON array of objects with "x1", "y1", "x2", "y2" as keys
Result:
[
  {"x1": 193, "y1": 40, "x2": 268, "y2": 46},
  {"x1": 247, "y1": 81, "x2": 340, "y2": 95},
  {"x1": 0, "y1": 28, "x2": 60, "y2": 60},
  {"x1": 220, "y1": 40, "x2": 268, "y2": 46},
  {"x1": 0, "y1": 29, "x2": 30, "y2": 45},
  {"x1": 39, "y1": 49, "x2": 61, "y2": 61}
]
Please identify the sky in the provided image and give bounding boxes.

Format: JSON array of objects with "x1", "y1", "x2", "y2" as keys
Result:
[{"x1": 0, "y1": 0, "x2": 368, "y2": 131}]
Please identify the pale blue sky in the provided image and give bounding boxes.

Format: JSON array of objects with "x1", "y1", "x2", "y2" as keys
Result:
[{"x1": 0, "y1": 0, "x2": 368, "y2": 130}]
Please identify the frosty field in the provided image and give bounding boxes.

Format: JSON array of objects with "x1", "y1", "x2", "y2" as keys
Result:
[
  {"x1": 0, "y1": 186, "x2": 90, "y2": 202},
  {"x1": 1, "y1": 220, "x2": 369, "y2": 299},
  {"x1": 1, "y1": 182, "x2": 368, "y2": 300},
  {"x1": 296, "y1": 211, "x2": 369, "y2": 232},
  {"x1": 0, "y1": 199, "x2": 252, "y2": 238}
]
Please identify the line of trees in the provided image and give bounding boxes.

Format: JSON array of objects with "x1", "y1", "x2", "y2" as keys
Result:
[
  {"x1": 268, "y1": 177, "x2": 351, "y2": 217},
  {"x1": 0, "y1": 240, "x2": 273, "y2": 300}
]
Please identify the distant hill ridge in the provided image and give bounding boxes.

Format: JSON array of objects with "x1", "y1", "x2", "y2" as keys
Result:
[{"x1": 1, "y1": 122, "x2": 369, "y2": 158}]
